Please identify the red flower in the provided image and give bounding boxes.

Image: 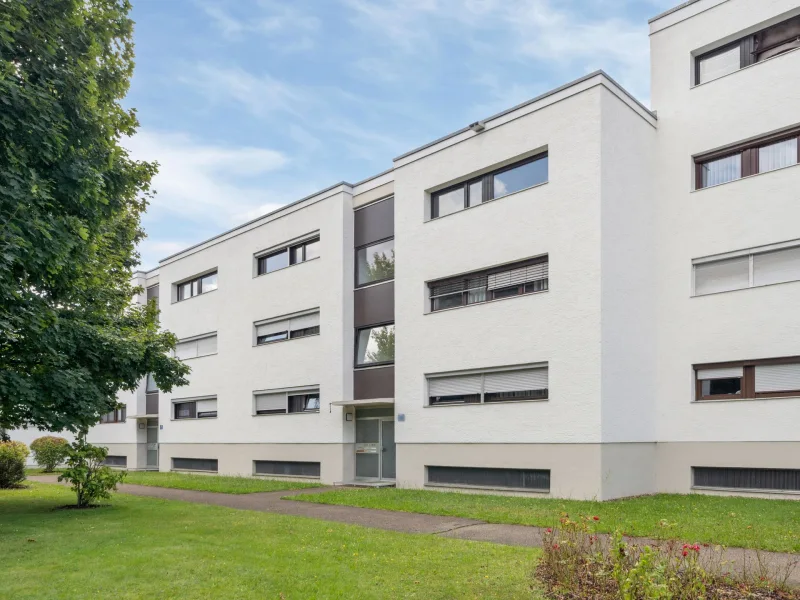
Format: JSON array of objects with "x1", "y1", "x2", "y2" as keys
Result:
[
  {"x1": 593, "y1": 516, "x2": 600, "y2": 521},
  {"x1": 552, "y1": 543, "x2": 560, "y2": 550},
  {"x1": 682, "y1": 544, "x2": 689, "y2": 549},
  {"x1": 682, "y1": 550, "x2": 688, "y2": 557},
  {"x1": 546, "y1": 528, "x2": 552, "y2": 534}
]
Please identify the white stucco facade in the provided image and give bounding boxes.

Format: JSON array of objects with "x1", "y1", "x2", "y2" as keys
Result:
[{"x1": 11, "y1": 0, "x2": 798, "y2": 499}]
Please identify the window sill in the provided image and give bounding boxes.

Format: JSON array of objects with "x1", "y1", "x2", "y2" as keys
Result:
[
  {"x1": 691, "y1": 46, "x2": 800, "y2": 90},
  {"x1": 692, "y1": 395, "x2": 800, "y2": 404},
  {"x1": 354, "y1": 278, "x2": 394, "y2": 291},
  {"x1": 692, "y1": 158, "x2": 800, "y2": 193},
  {"x1": 179, "y1": 352, "x2": 218, "y2": 361},
  {"x1": 425, "y1": 482, "x2": 550, "y2": 494},
  {"x1": 252, "y1": 411, "x2": 320, "y2": 417},
  {"x1": 692, "y1": 485, "x2": 800, "y2": 497},
  {"x1": 427, "y1": 181, "x2": 548, "y2": 223},
  {"x1": 254, "y1": 256, "x2": 320, "y2": 279},
  {"x1": 426, "y1": 289, "x2": 548, "y2": 315},
  {"x1": 426, "y1": 398, "x2": 548, "y2": 408},
  {"x1": 172, "y1": 288, "x2": 218, "y2": 305}
]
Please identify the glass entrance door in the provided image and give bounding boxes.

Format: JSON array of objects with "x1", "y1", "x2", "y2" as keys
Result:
[
  {"x1": 146, "y1": 418, "x2": 159, "y2": 469},
  {"x1": 354, "y1": 415, "x2": 395, "y2": 480}
]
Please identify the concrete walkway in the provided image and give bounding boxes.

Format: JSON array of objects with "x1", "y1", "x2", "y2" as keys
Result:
[{"x1": 30, "y1": 475, "x2": 799, "y2": 586}]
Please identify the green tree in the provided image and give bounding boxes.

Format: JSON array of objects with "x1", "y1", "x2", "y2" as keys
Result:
[
  {"x1": 366, "y1": 326, "x2": 395, "y2": 364},
  {"x1": 0, "y1": 0, "x2": 189, "y2": 435}
]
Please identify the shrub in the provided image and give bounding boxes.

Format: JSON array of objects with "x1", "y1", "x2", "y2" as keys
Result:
[
  {"x1": 58, "y1": 438, "x2": 125, "y2": 507},
  {"x1": 0, "y1": 441, "x2": 30, "y2": 488},
  {"x1": 30, "y1": 436, "x2": 70, "y2": 472}
]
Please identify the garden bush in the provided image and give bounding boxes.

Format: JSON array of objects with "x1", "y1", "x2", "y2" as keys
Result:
[
  {"x1": 30, "y1": 436, "x2": 70, "y2": 472},
  {"x1": 0, "y1": 440, "x2": 30, "y2": 488},
  {"x1": 58, "y1": 438, "x2": 125, "y2": 507},
  {"x1": 537, "y1": 513, "x2": 799, "y2": 599}
]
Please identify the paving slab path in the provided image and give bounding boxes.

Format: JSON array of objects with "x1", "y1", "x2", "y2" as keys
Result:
[{"x1": 29, "y1": 475, "x2": 799, "y2": 586}]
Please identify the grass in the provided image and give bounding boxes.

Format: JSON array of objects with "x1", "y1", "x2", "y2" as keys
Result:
[
  {"x1": 28, "y1": 470, "x2": 321, "y2": 494},
  {"x1": 0, "y1": 484, "x2": 542, "y2": 600},
  {"x1": 290, "y1": 489, "x2": 800, "y2": 553}
]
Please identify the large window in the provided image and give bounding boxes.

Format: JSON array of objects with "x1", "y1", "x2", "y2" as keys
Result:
[
  {"x1": 356, "y1": 238, "x2": 395, "y2": 286},
  {"x1": 431, "y1": 153, "x2": 548, "y2": 219},
  {"x1": 695, "y1": 128, "x2": 800, "y2": 189},
  {"x1": 99, "y1": 407, "x2": 126, "y2": 424},
  {"x1": 254, "y1": 389, "x2": 320, "y2": 415},
  {"x1": 173, "y1": 397, "x2": 218, "y2": 419},
  {"x1": 429, "y1": 257, "x2": 548, "y2": 312},
  {"x1": 695, "y1": 15, "x2": 800, "y2": 85},
  {"x1": 255, "y1": 311, "x2": 320, "y2": 345},
  {"x1": 175, "y1": 333, "x2": 217, "y2": 360},
  {"x1": 428, "y1": 365, "x2": 548, "y2": 406},
  {"x1": 176, "y1": 271, "x2": 218, "y2": 302},
  {"x1": 693, "y1": 244, "x2": 800, "y2": 296},
  {"x1": 695, "y1": 357, "x2": 800, "y2": 401},
  {"x1": 355, "y1": 324, "x2": 395, "y2": 367},
  {"x1": 257, "y1": 236, "x2": 320, "y2": 276}
]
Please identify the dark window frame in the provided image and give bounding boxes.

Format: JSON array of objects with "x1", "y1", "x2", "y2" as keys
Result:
[
  {"x1": 173, "y1": 398, "x2": 218, "y2": 420},
  {"x1": 99, "y1": 407, "x2": 126, "y2": 424},
  {"x1": 256, "y1": 236, "x2": 320, "y2": 276},
  {"x1": 428, "y1": 256, "x2": 549, "y2": 313},
  {"x1": 254, "y1": 389, "x2": 321, "y2": 416},
  {"x1": 254, "y1": 460, "x2": 321, "y2": 478},
  {"x1": 694, "y1": 14, "x2": 800, "y2": 85},
  {"x1": 354, "y1": 322, "x2": 395, "y2": 369},
  {"x1": 430, "y1": 152, "x2": 548, "y2": 219},
  {"x1": 694, "y1": 126, "x2": 800, "y2": 189},
  {"x1": 176, "y1": 270, "x2": 218, "y2": 302},
  {"x1": 355, "y1": 236, "x2": 395, "y2": 288},
  {"x1": 255, "y1": 312, "x2": 321, "y2": 346},
  {"x1": 426, "y1": 466, "x2": 551, "y2": 492},
  {"x1": 693, "y1": 467, "x2": 800, "y2": 493},
  {"x1": 694, "y1": 356, "x2": 800, "y2": 401}
]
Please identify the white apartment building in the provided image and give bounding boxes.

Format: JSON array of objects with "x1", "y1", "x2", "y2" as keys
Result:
[{"x1": 24, "y1": 0, "x2": 800, "y2": 499}]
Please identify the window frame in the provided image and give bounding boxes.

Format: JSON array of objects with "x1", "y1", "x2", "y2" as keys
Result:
[
  {"x1": 99, "y1": 407, "x2": 126, "y2": 424},
  {"x1": 172, "y1": 397, "x2": 218, "y2": 420},
  {"x1": 426, "y1": 365, "x2": 549, "y2": 407},
  {"x1": 253, "y1": 388, "x2": 321, "y2": 416},
  {"x1": 256, "y1": 235, "x2": 320, "y2": 276},
  {"x1": 355, "y1": 236, "x2": 395, "y2": 288},
  {"x1": 428, "y1": 256, "x2": 549, "y2": 313},
  {"x1": 694, "y1": 126, "x2": 800, "y2": 190},
  {"x1": 694, "y1": 356, "x2": 800, "y2": 401},
  {"x1": 174, "y1": 332, "x2": 218, "y2": 360},
  {"x1": 430, "y1": 152, "x2": 548, "y2": 219},
  {"x1": 175, "y1": 270, "x2": 218, "y2": 302},
  {"x1": 354, "y1": 322, "x2": 395, "y2": 368},
  {"x1": 693, "y1": 242, "x2": 800, "y2": 296},
  {"x1": 254, "y1": 310, "x2": 320, "y2": 346},
  {"x1": 694, "y1": 14, "x2": 800, "y2": 86}
]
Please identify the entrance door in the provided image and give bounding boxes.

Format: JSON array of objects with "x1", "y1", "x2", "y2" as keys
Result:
[
  {"x1": 354, "y1": 415, "x2": 395, "y2": 480},
  {"x1": 381, "y1": 420, "x2": 396, "y2": 479},
  {"x1": 146, "y1": 418, "x2": 159, "y2": 469}
]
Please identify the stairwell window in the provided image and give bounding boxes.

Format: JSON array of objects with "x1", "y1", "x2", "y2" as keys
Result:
[
  {"x1": 431, "y1": 153, "x2": 548, "y2": 219},
  {"x1": 427, "y1": 365, "x2": 548, "y2": 406},
  {"x1": 355, "y1": 324, "x2": 395, "y2": 367},
  {"x1": 695, "y1": 357, "x2": 800, "y2": 401}
]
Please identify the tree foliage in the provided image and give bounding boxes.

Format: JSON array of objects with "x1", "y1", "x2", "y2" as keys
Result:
[
  {"x1": 58, "y1": 437, "x2": 125, "y2": 507},
  {"x1": 0, "y1": 0, "x2": 189, "y2": 434}
]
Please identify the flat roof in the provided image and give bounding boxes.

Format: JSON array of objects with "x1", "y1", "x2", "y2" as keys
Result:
[{"x1": 649, "y1": 0, "x2": 703, "y2": 24}]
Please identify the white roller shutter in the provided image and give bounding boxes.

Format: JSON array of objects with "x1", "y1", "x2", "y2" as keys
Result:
[
  {"x1": 175, "y1": 340, "x2": 197, "y2": 360},
  {"x1": 255, "y1": 393, "x2": 287, "y2": 413},
  {"x1": 484, "y1": 368, "x2": 548, "y2": 393},
  {"x1": 755, "y1": 363, "x2": 800, "y2": 393},
  {"x1": 696, "y1": 366, "x2": 743, "y2": 380},
  {"x1": 753, "y1": 247, "x2": 800, "y2": 287},
  {"x1": 195, "y1": 398, "x2": 217, "y2": 413},
  {"x1": 256, "y1": 318, "x2": 290, "y2": 338},
  {"x1": 694, "y1": 257, "x2": 749, "y2": 296},
  {"x1": 196, "y1": 335, "x2": 217, "y2": 356},
  {"x1": 290, "y1": 312, "x2": 319, "y2": 331},
  {"x1": 428, "y1": 374, "x2": 482, "y2": 397},
  {"x1": 487, "y1": 262, "x2": 548, "y2": 290}
]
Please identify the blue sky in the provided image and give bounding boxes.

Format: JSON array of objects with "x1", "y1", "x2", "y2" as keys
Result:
[{"x1": 126, "y1": 0, "x2": 675, "y2": 269}]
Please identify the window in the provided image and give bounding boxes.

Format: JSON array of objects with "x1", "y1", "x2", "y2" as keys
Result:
[
  {"x1": 427, "y1": 466, "x2": 550, "y2": 491},
  {"x1": 695, "y1": 15, "x2": 800, "y2": 85},
  {"x1": 176, "y1": 271, "x2": 217, "y2": 302},
  {"x1": 175, "y1": 333, "x2": 217, "y2": 360},
  {"x1": 695, "y1": 357, "x2": 800, "y2": 400},
  {"x1": 255, "y1": 311, "x2": 320, "y2": 345},
  {"x1": 257, "y1": 236, "x2": 320, "y2": 275},
  {"x1": 146, "y1": 284, "x2": 159, "y2": 309},
  {"x1": 693, "y1": 467, "x2": 800, "y2": 493},
  {"x1": 693, "y1": 244, "x2": 800, "y2": 295},
  {"x1": 429, "y1": 257, "x2": 548, "y2": 312},
  {"x1": 103, "y1": 456, "x2": 127, "y2": 468},
  {"x1": 172, "y1": 458, "x2": 218, "y2": 472},
  {"x1": 695, "y1": 127, "x2": 800, "y2": 189},
  {"x1": 99, "y1": 407, "x2": 126, "y2": 423},
  {"x1": 431, "y1": 153, "x2": 548, "y2": 219},
  {"x1": 356, "y1": 238, "x2": 395, "y2": 286},
  {"x1": 254, "y1": 460, "x2": 321, "y2": 478},
  {"x1": 428, "y1": 366, "x2": 548, "y2": 406},
  {"x1": 173, "y1": 397, "x2": 218, "y2": 419},
  {"x1": 355, "y1": 324, "x2": 394, "y2": 367},
  {"x1": 254, "y1": 389, "x2": 320, "y2": 415}
]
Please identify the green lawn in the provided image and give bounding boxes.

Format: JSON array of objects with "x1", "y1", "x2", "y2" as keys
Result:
[
  {"x1": 1, "y1": 484, "x2": 541, "y2": 600},
  {"x1": 290, "y1": 488, "x2": 800, "y2": 553},
  {"x1": 28, "y1": 469, "x2": 321, "y2": 494}
]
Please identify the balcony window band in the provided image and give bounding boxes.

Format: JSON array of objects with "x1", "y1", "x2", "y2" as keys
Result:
[
  {"x1": 429, "y1": 257, "x2": 548, "y2": 312},
  {"x1": 694, "y1": 126, "x2": 800, "y2": 189},
  {"x1": 695, "y1": 357, "x2": 800, "y2": 401},
  {"x1": 431, "y1": 153, "x2": 548, "y2": 219}
]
